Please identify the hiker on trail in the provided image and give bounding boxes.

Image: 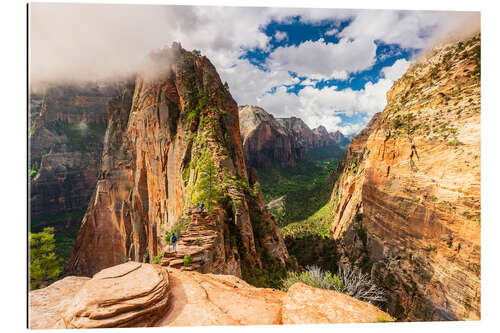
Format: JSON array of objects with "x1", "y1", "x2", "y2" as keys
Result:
[
  {"x1": 170, "y1": 232, "x2": 178, "y2": 252},
  {"x1": 200, "y1": 203, "x2": 205, "y2": 213}
]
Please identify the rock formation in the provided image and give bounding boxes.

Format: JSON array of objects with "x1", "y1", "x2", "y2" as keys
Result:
[
  {"x1": 239, "y1": 105, "x2": 300, "y2": 168},
  {"x1": 29, "y1": 83, "x2": 124, "y2": 230},
  {"x1": 239, "y1": 105, "x2": 345, "y2": 169},
  {"x1": 67, "y1": 44, "x2": 289, "y2": 279},
  {"x1": 328, "y1": 34, "x2": 481, "y2": 321},
  {"x1": 29, "y1": 262, "x2": 393, "y2": 329}
]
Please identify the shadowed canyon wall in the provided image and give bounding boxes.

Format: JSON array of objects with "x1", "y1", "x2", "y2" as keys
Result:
[{"x1": 29, "y1": 83, "x2": 125, "y2": 230}]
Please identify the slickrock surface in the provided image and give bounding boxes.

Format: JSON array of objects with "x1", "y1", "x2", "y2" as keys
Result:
[
  {"x1": 239, "y1": 105, "x2": 345, "y2": 169},
  {"x1": 282, "y1": 283, "x2": 393, "y2": 324},
  {"x1": 62, "y1": 262, "x2": 169, "y2": 328},
  {"x1": 29, "y1": 276, "x2": 90, "y2": 329},
  {"x1": 156, "y1": 268, "x2": 284, "y2": 326},
  {"x1": 67, "y1": 44, "x2": 289, "y2": 278},
  {"x1": 328, "y1": 34, "x2": 481, "y2": 321},
  {"x1": 29, "y1": 263, "x2": 393, "y2": 329}
]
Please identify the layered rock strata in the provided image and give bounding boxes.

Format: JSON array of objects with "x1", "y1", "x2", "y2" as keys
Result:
[
  {"x1": 329, "y1": 34, "x2": 481, "y2": 321},
  {"x1": 67, "y1": 44, "x2": 289, "y2": 278},
  {"x1": 29, "y1": 83, "x2": 124, "y2": 227}
]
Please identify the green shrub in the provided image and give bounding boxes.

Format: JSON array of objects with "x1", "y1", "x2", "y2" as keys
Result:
[
  {"x1": 281, "y1": 265, "x2": 344, "y2": 292},
  {"x1": 29, "y1": 227, "x2": 63, "y2": 290},
  {"x1": 392, "y1": 117, "x2": 404, "y2": 129},
  {"x1": 29, "y1": 168, "x2": 38, "y2": 181},
  {"x1": 152, "y1": 253, "x2": 163, "y2": 264},
  {"x1": 423, "y1": 245, "x2": 437, "y2": 252},
  {"x1": 183, "y1": 254, "x2": 192, "y2": 266},
  {"x1": 447, "y1": 138, "x2": 464, "y2": 146},
  {"x1": 281, "y1": 266, "x2": 386, "y2": 305},
  {"x1": 194, "y1": 238, "x2": 202, "y2": 246}
]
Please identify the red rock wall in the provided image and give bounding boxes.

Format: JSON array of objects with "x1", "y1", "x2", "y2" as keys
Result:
[
  {"x1": 67, "y1": 45, "x2": 289, "y2": 277},
  {"x1": 329, "y1": 34, "x2": 481, "y2": 321}
]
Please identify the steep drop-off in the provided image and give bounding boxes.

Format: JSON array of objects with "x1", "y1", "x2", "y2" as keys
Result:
[
  {"x1": 29, "y1": 83, "x2": 123, "y2": 222},
  {"x1": 67, "y1": 44, "x2": 289, "y2": 279},
  {"x1": 329, "y1": 34, "x2": 480, "y2": 321},
  {"x1": 239, "y1": 105, "x2": 345, "y2": 169}
]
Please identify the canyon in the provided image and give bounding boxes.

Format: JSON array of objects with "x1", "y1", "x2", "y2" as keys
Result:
[
  {"x1": 29, "y1": 31, "x2": 481, "y2": 326},
  {"x1": 328, "y1": 34, "x2": 481, "y2": 321},
  {"x1": 239, "y1": 105, "x2": 347, "y2": 169},
  {"x1": 29, "y1": 83, "x2": 122, "y2": 223}
]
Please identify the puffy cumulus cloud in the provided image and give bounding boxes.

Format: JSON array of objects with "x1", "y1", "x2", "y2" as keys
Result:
[
  {"x1": 216, "y1": 57, "x2": 299, "y2": 106},
  {"x1": 256, "y1": 59, "x2": 410, "y2": 135},
  {"x1": 339, "y1": 10, "x2": 479, "y2": 49},
  {"x1": 381, "y1": 58, "x2": 411, "y2": 81},
  {"x1": 266, "y1": 37, "x2": 376, "y2": 80}
]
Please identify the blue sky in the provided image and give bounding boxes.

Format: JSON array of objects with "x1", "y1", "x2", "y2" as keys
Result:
[
  {"x1": 224, "y1": 12, "x2": 428, "y2": 134},
  {"x1": 31, "y1": 4, "x2": 477, "y2": 134}
]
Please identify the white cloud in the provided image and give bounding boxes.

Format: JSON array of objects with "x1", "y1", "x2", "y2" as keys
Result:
[
  {"x1": 339, "y1": 10, "x2": 478, "y2": 49},
  {"x1": 381, "y1": 58, "x2": 411, "y2": 81},
  {"x1": 256, "y1": 58, "x2": 411, "y2": 135},
  {"x1": 325, "y1": 28, "x2": 338, "y2": 36},
  {"x1": 274, "y1": 31, "x2": 288, "y2": 42},
  {"x1": 266, "y1": 37, "x2": 376, "y2": 80}
]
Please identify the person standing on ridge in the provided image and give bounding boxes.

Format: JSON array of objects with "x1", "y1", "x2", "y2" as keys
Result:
[
  {"x1": 170, "y1": 232, "x2": 178, "y2": 252},
  {"x1": 200, "y1": 203, "x2": 205, "y2": 213}
]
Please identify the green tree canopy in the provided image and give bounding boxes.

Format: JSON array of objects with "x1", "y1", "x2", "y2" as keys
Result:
[{"x1": 29, "y1": 227, "x2": 62, "y2": 290}]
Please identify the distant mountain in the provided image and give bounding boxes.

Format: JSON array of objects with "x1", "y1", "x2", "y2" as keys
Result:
[{"x1": 239, "y1": 105, "x2": 345, "y2": 169}]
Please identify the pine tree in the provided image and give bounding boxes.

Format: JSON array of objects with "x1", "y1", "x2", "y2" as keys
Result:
[
  {"x1": 193, "y1": 159, "x2": 222, "y2": 212},
  {"x1": 29, "y1": 227, "x2": 62, "y2": 290}
]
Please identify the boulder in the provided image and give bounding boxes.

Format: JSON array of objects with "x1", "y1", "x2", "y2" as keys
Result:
[
  {"x1": 282, "y1": 283, "x2": 393, "y2": 324},
  {"x1": 62, "y1": 262, "x2": 169, "y2": 328}
]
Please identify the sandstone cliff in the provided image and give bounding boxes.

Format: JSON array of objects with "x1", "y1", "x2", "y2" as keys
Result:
[
  {"x1": 239, "y1": 105, "x2": 344, "y2": 169},
  {"x1": 67, "y1": 44, "x2": 289, "y2": 279},
  {"x1": 29, "y1": 83, "x2": 126, "y2": 240},
  {"x1": 239, "y1": 105, "x2": 302, "y2": 168},
  {"x1": 30, "y1": 262, "x2": 393, "y2": 329},
  {"x1": 328, "y1": 34, "x2": 481, "y2": 321}
]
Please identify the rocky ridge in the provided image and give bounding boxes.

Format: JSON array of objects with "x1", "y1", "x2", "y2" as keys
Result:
[
  {"x1": 67, "y1": 44, "x2": 289, "y2": 280},
  {"x1": 239, "y1": 105, "x2": 346, "y2": 169},
  {"x1": 328, "y1": 34, "x2": 481, "y2": 321},
  {"x1": 29, "y1": 262, "x2": 393, "y2": 329}
]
